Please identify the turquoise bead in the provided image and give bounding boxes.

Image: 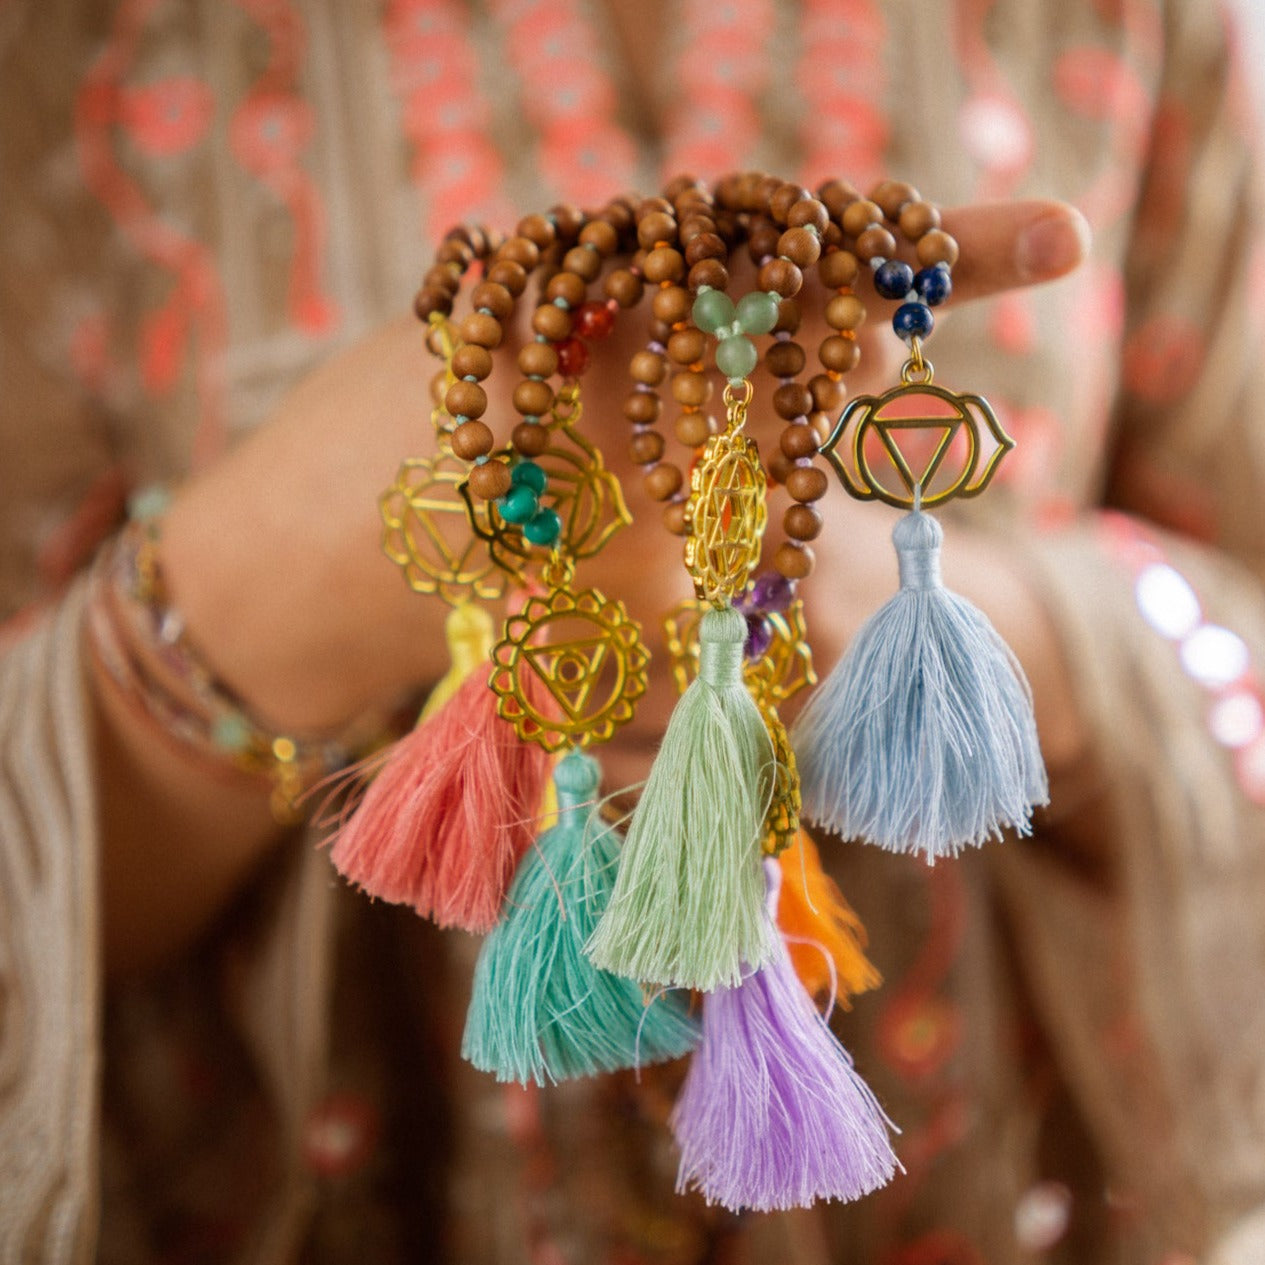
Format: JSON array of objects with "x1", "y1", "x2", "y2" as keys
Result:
[
  {"x1": 736, "y1": 291, "x2": 780, "y2": 335},
  {"x1": 692, "y1": 287, "x2": 735, "y2": 333},
  {"x1": 512, "y1": 460, "x2": 548, "y2": 494},
  {"x1": 523, "y1": 506, "x2": 562, "y2": 546},
  {"x1": 498, "y1": 483, "x2": 539, "y2": 524},
  {"x1": 715, "y1": 334, "x2": 758, "y2": 380}
]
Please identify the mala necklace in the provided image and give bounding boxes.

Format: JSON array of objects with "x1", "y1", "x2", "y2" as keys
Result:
[{"x1": 331, "y1": 171, "x2": 1047, "y2": 1212}]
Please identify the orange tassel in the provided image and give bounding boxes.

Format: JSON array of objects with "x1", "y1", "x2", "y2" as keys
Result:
[{"x1": 776, "y1": 831, "x2": 881, "y2": 1008}]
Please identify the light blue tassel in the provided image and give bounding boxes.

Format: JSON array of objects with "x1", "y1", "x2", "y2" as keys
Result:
[
  {"x1": 792, "y1": 511, "x2": 1047, "y2": 861},
  {"x1": 462, "y1": 749, "x2": 700, "y2": 1085}
]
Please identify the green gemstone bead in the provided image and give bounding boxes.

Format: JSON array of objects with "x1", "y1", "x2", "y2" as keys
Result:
[
  {"x1": 736, "y1": 290, "x2": 780, "y2": 335},
  {"x1": 715, "y1": 334, "x2": 758, "y2": 380},
  {"x1": 498, "y1": 483, "x2": 539, "y2": 524},
  {"x1": 523, "y1": 506, "x2": 562, "y2": 546},
  {"x1": 511, "y1": 460, "x2": 548, "y2": 494},
  {"x1": 692, "y1": 287, "x2": 736, "y2": 333},
  {"x1": 212, "y1": 712, "x2": 252, "y2": 753}
]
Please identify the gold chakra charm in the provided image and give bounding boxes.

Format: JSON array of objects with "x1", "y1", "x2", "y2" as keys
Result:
[
  {"x1": 380, "y1": 453, "x2": 513, "y2": 603},
  {"x1": 663, "y1": 597, "x2": 816, "y2": 707},
  {"x1": 683, "y1": 381, "x2": 768, "y2": 605},
  {"x1": 760, "y1": 703, "x2": 801, "y2": 856},
  {"x1": 821, "y1": 351, "x2": 1014, "y2": 510},
  {"x1": 489, "y1": 557, "x2": 649, "y2": 753}
]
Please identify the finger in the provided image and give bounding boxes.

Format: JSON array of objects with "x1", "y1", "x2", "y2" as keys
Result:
[{"x1": 937, "y1": 200, "x2": 1092, "y2": 305}]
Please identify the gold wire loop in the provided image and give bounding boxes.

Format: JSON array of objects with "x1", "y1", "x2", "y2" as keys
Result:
[
  {"x1": 722, "y1": 378, "x2": 755, "y2": 434},
  {"x1": 541, "y1": 550, "x2": 576, "y2": 590},
  {"x1": 900, "y1": 338, "x2": 934, "y2": 386}
]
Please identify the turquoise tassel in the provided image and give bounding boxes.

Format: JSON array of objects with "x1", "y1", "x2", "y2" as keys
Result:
[
  {"x1": 462, "y1": 749, "x2": 700, "y2": 1084},
  {"x1": 587, "y1": 605, "x2": 777, "y2": 990},
  {"x1": 793, "y1": 511, "x2": 1047, "y2": 861}
]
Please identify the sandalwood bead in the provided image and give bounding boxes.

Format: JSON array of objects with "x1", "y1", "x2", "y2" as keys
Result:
[
  {"x1": 917, "y1": 229, "x2": 960, "y2": 267},
  {"x1": 826, "y1": 293, "x2": 866, "y2": 331},
  {"x1": 623, "y1": 390, "x2": 661, "y2": 425},
  {"x1": 436, "y1": 240, "x2": 473, "y2": 267},
  {"x1": 685, "y1": 232, "x2": 726, "y2": 265},
  {"x1": 450, "y1": 419, "x2": 494, "y2": 460},
  {"x1": 672, "y1": 371, "x2": 712, "y2": 408},
  {"x1": 648, "y1": 317, "x2": 674, "y2": 344},
  {"x1": 637, "y1": 211, "x2": 677, "y2": 249},
  {"x1": 819, "y1": 334, "x2": 861, "y2": 373},
  {"x1": 516, "y1": 214, "x2": 555, "y2": 249},
  {"x1": 765, "y1": 340, "x2": 806, "y2": 378},
  {"x1": 518, "y1": 341, "x2": 559, "y2": 378},
  {"x1": 809, "y1": 373, "x2": 847, "y2": 412},
  {"x1": 821, "y1": 221, "x2": 845, "y2": 250},
  {"x1": 487, "y1": 259, "x2": 527, "y2": 296},
  {"x1": 512, "y1": 422, "x2": 549, "y2": 456},
  {"x1": 513, "y1": 379, "x2": 554, "y2": 416},
  {"x1": 468, "y1": 460, "x2": 512, "y2": 500},
  {"x1": 599, "y1": 200, "x2": 635, "y2": 233},
  {"x1": 688, "y1": 259, "x2": 728, "y2": 292},
  {"x1": 652, "y1": 285, "x2": 692, "y2": 325},
  {"x1": 678, "y1": 216, "x2": 714, "y2": 244},
  {"x1": 818, "y1": 249, "x2": 859, "y2": 289},
  {"x1": 770, "y1": 182, "x2": 808, "y2": 224},
  {"x1": 663, "y1": 501, "x2": 689, "y2": 535},
  {"x1": 579, "y1": 220, "x2": 618, "y2": 255},
  {"x1": 471, "y1": 282, "x2": 513, "y2": 320},
  {"x1": 563, "y1": 246, "x2": 601, "y2": 282},
  {"x1": 870, "y1": 179, "x2": 920, "y2": 219},
  {"x1": 644, "y1": 246, "x2": 685, "y2": 284},
  {"x1": 899, "y1": 200, "x2": 941, "y2": 240},
  {"x1": 811, "y1": 411, "x2": 834, "y2": 443},
  {"x1": 630, "y1": 350, "x2": 666, "y2": 385},
  {"x1": 748, "y1": 220, "x2": 782, "y2": 263},
  {"x1": 460, "y1": 312, "x2": 502, "y2": 348},
  {"x1": 629, "y1": 430, "x2": 665, "y2": 465},
  {"x1": 787, "y1": 198, "x2": 830, "y2": 233},
  {"x1": 429, "y1": 370, "x2": 448, "y2": 406},
  {"x1": 777, "y1": 227, "x2": 822, "y2": 268},
  {"x1": 773, "y1": 382, "x2": 813, "y2": 420},
  {"x1": 856, "y1": 225, "x2": 897, "y2": 260},
  {"x1": 785, "y1": 466, "x2": 828, "y2": 503},
  {"x1": 446, "y1": 380, "x2": 488, "y2": 420},
  {"x1": 842, "y1": 198, "x2": 883, "y2": 237},
  {"x1": 604, "y1": 269, "x2": 644, "y2": 308},
  {"x1": 546, "y1": 271, "x2": 587, "y2": 308},
  {"x1": 644, "y1": 463, "x2": 683, "y2": 501},
  {"x1": 817, "y1": 178, "x2": 861, "y2": 218},
  {"x1": 452, "y1": 344, "x2": 493, "y2": 381},
  {"x1": 499, "y1": 236, "x2": 540, "y2": 270},
  {"x1": 668, "y1": 328, "x2": 706, "y2": 365},
  {"x1": 758, "y1": 257, "x2": 803, "y2": 298},
  {"x1": 638, "y1": 195, "x2": 674, "y2": 216},
  {"x1": 784, "y1": 503, "x2": 823, "y2": 541},
  {"x1": 549, "y1": 204, "x2": 585, "y2": 239},
  {"x1": 532, "y1": 304, "x2": 572, "y2": 341},
  {"x1": 774, "y1": 298, "x2": 802, "y2": 334},
  {"x1": 775, "y1": 541, "x2": 814, "y2": 579},
  {"x1": 424, "y1": 264, "x2": 461, "y2": 295},
  {"x1": 674, "y1": 411, "x2": 713, "y2": 447},
  {"x1": 414, "y1": 288, "x2": 451, "y2": 321},
  {"x1": 780, "y1": 423, "x2": 819, "y2": 460}
]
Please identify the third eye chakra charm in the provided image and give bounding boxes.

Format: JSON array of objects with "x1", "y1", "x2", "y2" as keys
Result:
[{"x1": 821, "y1": 377, "x2": 1014, "y2": 510}]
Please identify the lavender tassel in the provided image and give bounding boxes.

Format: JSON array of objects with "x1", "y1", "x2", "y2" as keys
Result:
[{"x1": 670, "y1": 861, "x2": 900, "y2": 1212}]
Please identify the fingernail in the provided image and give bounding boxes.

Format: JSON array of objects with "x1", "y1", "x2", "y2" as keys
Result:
[{"x1": 1016, "y1": 211, "x2": 1091, "y2": 281}]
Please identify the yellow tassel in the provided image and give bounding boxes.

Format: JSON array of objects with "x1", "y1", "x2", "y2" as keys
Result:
[
  {"x1": 776, "y1": 830, "x2": 881, "y2": 1008},
  {"x1": 419, "y1": 603, "x2": 496, "y2": 722}
]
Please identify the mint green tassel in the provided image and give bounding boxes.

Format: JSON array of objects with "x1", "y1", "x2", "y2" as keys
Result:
[
  {"x1": 587, "y1": 606, "x2": 777, "y2": 991},
  {"x1": 462, "y1": 750, "x2": 699, "y2": 1085}
]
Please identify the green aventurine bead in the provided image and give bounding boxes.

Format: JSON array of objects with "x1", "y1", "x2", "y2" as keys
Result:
[
  {"x1": 498, "y1": 483, "x2": 539, "y2": 524},
  {"x1": 716, "y1": 334, "x2": 758, "y2": 380},
  {"x1": 692, "y1": 287, "x2": 736, "y2": 333},
  {"x1": 523, "y1": 506, "x2": 562, "y2": 546},
  {"x1": 212, "y1": 712, "x2": 252, "y2": 753},
  {"x1": 736, "y1": 290, "x2": 780, "y2": 335},
  {"x1": 512, "y1": 459, "x2": 548, "y2": 494}
]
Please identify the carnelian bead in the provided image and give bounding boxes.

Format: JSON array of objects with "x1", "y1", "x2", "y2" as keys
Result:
[
  {"x1": 555, "y1": 338, "x2": 589, "y2": 376},
  {"x1": 574, "y1": 301, "x2": 615, "y2": 340}
]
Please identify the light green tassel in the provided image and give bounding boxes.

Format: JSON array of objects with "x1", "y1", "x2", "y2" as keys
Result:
[
  {"x1": 587, "y1": 606, "x2": 777, "y2": 991},
  {"x1": 462, "y1": 749, "x2": 699, "y2": 1085}
]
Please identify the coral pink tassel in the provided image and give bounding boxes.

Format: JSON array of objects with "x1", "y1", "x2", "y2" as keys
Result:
[{"x1": 330, "y1": 668, "x2": 553, "y2": 932}]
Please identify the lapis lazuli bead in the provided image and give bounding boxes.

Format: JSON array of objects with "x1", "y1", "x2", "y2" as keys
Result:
[
  {"x1": 914, "y1": 264, "x2": 952, "y2": 306},
  {"x1": 874, "y1": 259, "x2": 914, "y2": 302},
  {"x1": 893, "y1": 301, "x2": 934, "y2": 341}
]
